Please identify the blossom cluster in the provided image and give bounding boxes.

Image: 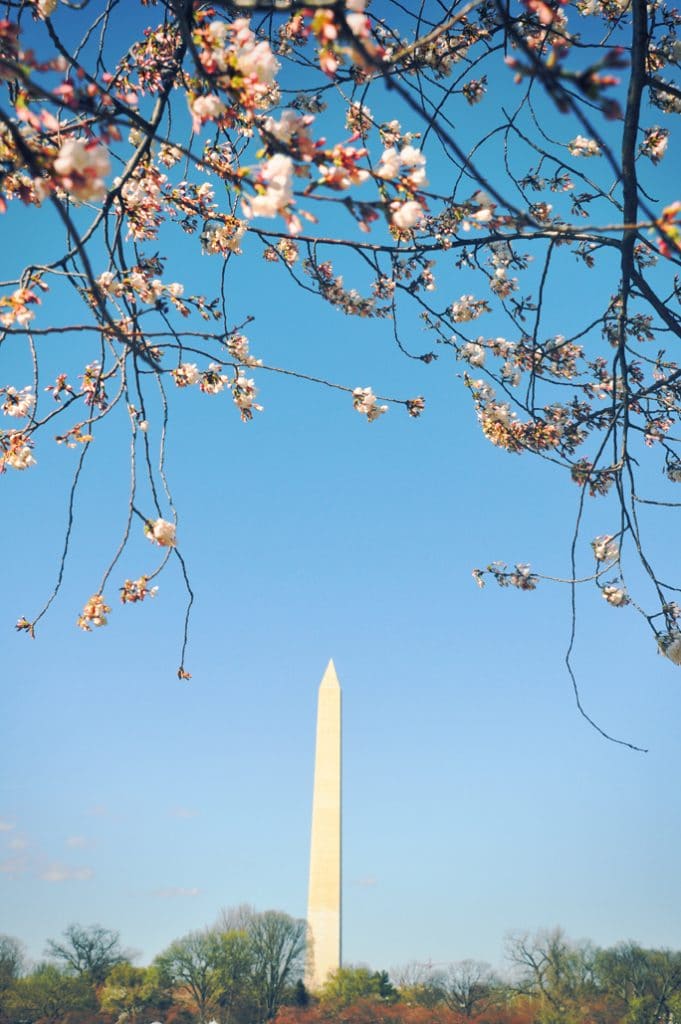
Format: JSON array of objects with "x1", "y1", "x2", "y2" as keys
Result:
[
  {"x1": 592, "y1": 535, "x2": 620, "y2": 562},
  {"x1": 77, "y1": 594, "x2": 111, "y2": 631},
  {"x1": 450, "y1": 295, "x2": 491, "y2": 323},
  {"x1": 472, "y1": 562, "x2": 539, "y2": 590},
  {"x1": 144, "y1": 518, "x2": 176, "y2": 547},
  {"x1": 1, "y1": 386, "x2": 35, "y2": 419},
  {"x1": 0, "y1": 431, "x2": 36, "y2": 471},
  {"x1": 170, "y1": 361, "x2": 263, "y2": 421},
  {"x1": 120, "y1": 576, "x2": 158, "y2": 604},
  {"x1": 352, "y1": 387, "x2": 388, "y2": 422},
  {"x1": 51, "y1": 138, "x2": 110, "y2": 203},
  {"x1": 191, "y1": 15, "x2": 280, "y2": 126}
]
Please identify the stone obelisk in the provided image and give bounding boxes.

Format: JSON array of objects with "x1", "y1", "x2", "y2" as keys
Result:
[{"x1": 306, "y1": 659, "x2": 342, "y2": 991}]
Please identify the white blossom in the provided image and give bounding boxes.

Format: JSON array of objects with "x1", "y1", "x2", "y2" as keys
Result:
[
  {"x1": 237, "y1": 38, "x2": 279, "y2": 85},
  {"x1": 352, "y1": 387, "x2": 388, "y2": 422},
  {"x1": 172, "y1": 363, "x2": 200, "y2": 388},
  {"x1": 200, "y1": 363, "x2": 229, "y2": 394},
  {"x1": 5, "y1": 441, "x2": 36, "y2": 470},
  {"x1": 592, "y1": 535, "x2": 620, "y2": 562},
  {"x1": 97, "y1": 271, "x2": 120, "y2": 296},
  {"x1": 145, "y1": 517, "x2": 176, "y2": 547},
  {"x1": 242, "y1": 154, "x2": 294, "y2": 220},
  {"x1": 191, "y1": 94, "x2": 227, "y2": 127},
  {"x1": 568, "y1": 135, "x2": 601, "y2": 157},
  {"x1": 390, "y1": 200, "x2": 424, "y2": 230},
  {"x1": 232, "y1": 374, "x2": 263, "y2": 420},
  {"x1": 603, "y1": 585, "x2": 629, "y2": 607},
  {"x1": 203, "y1": 220, "x2": 247, "y2": 256},
  {"x1": 2, "y1": 386, "x2": 35, "y2": 419},
  {"x1": 375, "y1": 148, "x2": 400, "y2": 182},
  {"x1": 460, "y1": 341, "x2": 486, "y2": 367},
  {"x1": 263, "y1": 110, "x2": 312, "y2": 149},
  {"x1": 227, "y1": 334, "x2": 262, "y2": 367},
  {"x1": 450, "y1": 295, "x2": 487, "y2": 323}
]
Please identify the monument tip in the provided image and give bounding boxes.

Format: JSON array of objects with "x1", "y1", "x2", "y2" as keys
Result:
[{"x1": 320, "y1": 658, "x2": 340, "y2": 689}]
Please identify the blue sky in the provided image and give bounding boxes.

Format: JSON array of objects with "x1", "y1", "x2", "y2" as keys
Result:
[{"x1": 1, "y1": 0, "x2": 681, "y2": 977}]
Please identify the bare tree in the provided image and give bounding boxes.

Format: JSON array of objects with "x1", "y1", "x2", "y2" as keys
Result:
[
  {"x1": 507, "y1": 929, "x2": 598, "y2": 1024},
  {"x1": 440, "y1": 960, "x2": 503, "y2": 1017},
  {"x1": 45, "y1": 924, "x2": 129, "y2": 986}
]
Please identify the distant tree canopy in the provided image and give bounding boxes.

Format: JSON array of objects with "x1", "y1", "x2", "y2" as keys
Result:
[
  {"x1": 1, "y1": 0, "x2": 681, "y2": 740},
  {"x1": 3, "y1": 921, "x2": 681, "y2": 1024},
  {"x1": 154, "y1": 908, "x2": 306, "y2": 1023}
]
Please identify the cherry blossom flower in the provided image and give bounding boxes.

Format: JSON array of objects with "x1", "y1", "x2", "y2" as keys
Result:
[
  {"x1": 242, "y1": 154, "x2": 294, "y2": 221},
  {"x1": 490, "y1": 267, "x2": 519, "y2": 299},
  {"x1": 172, "y1": 363, "x2": 200, "y2": 388},
  {"x1": 376, "y1": 144, "x2": 427, "y2": 188},
  {"x1": 460, "y1": 341, "x2": 486, "y2": 367},
  {"x1": 53, "y1": 139, "x2": 110, "y2": 202},
  {"x1": 234, "y1": 25, "x2": 279, "y2": 87},
  {"x1": 197, "y1": 17, "x2": 279, "y2": 108},
  {"x1": 318, "y1": 144, "x2": 370, "y2": 190},
  {"x1": 226, "y1": 334, "x2": 262, "y2": 367},
  {"x1": 80, "y1": 362, "x2": 107, "y2": 409},
  {"x1": 568, "y1": 135, "x2": 602, "y2": 157},
  {"x1": 277, "y1": 238, "x2": 299, "y2": 265},
  {"x1": 0, "y1": 288, "x2": 40, "y2": 328},
  {"x1": 603, "y1": 584, "x2": 629, "y2": 607},
  {"x1": 190, "y1": 94, "x2": 227, "y2": 132},
  {"x1": 658, "y1": 632, "x2": 681, "y2": 665},
  {"x1": 231, "y1": 374, "x2": 263, "y2": 421},
  {"x1": 120, "y1": 576, "x2": 158, "y2": 603},
  {"x1": 203, "y1": 218, "x2": 247, "y2": 256},
  {"x1": 77, "y1": 594, "x2": 111, "y2": 631},
  {"x1": 640, "y1": 126, "x2": 669, "y2": 164},
  {"x1": 352, "y1": 386, "x2": 388, "y2": 422},
  {"x1": 346, "y1": 101, "x2": 373, "y2": 137},
  {"x1": 97, "y1": 271, "x2": 122, "y2": 297},
  {"x1": 346, "y1": 12, "x2": 371, "y2": 38},
  {"x1": 398, "y1": 145, "x2": 428, "y2": 187},
  {"x1": 592, "y1": 535, "x2": 620, "y2": 562},
  {"x1": 200, "y1": 363, "x2": 229, "y2": 394},
  {"x1": 2, "y1": 386, "x2": 35, "y2": 419},
  {"x1": 390, "y1": 200, "x2": 425, "y2": 230},
  {"x1": 117, "y1": 165, "x2": 166, "y2": 240},
  {"x1": 159, "y1": 144, "x2": 183, "y2": 168},
  {"x1": 450, "y1": 295, "x2": 490, "y2": 323},
  {"x1": 508, "y1": 564, "x2": 538, "y2": 590},
  {"x1": 376, "y1": 147, "x2": 402, "y2": 180},
  {"x1": 1, "y1": 432, "x2": 36, "y2": 470},
  {"x1": 262, "y1": 109, "x2": 316, "y2": 158},
  {"x1": 144, "y1": 518, "x2": 176, "y2": 547}
]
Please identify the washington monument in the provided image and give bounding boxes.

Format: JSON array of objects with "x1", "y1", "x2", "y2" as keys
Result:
[{"x1": 306, "y1": 659, "x2": 342, "y2": 990}]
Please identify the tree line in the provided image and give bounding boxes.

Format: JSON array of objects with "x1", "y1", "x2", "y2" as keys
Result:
[{"x1": 2, "y1": 921, "x2": 681, "y2": 1024}]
